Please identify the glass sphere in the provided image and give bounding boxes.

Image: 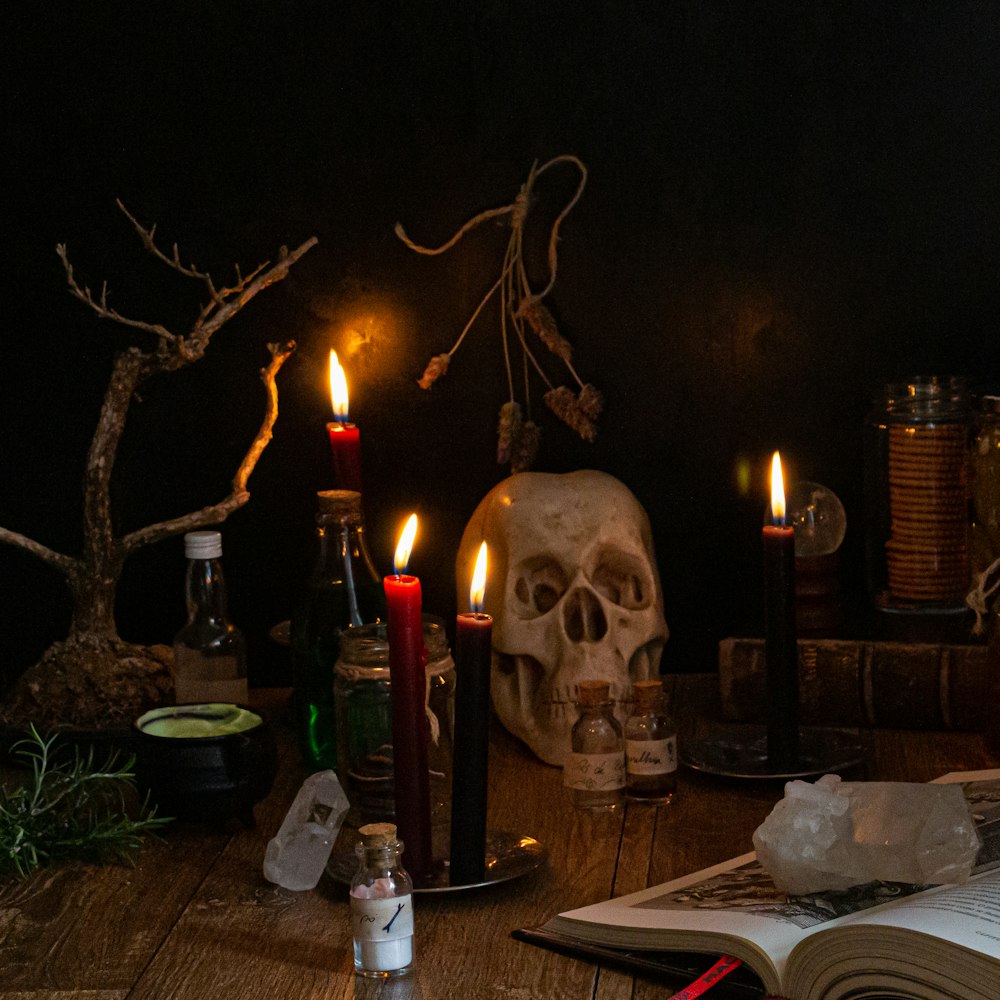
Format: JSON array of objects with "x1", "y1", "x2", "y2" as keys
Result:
[{"x1": 784, "y1": 481, "x2": 847, "y2": 557}]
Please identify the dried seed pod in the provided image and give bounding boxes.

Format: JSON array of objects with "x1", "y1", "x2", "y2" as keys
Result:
[
  {"x1": 578, "y1": 383, "x2": 604, "y2": 420},
  {"x1": 511, "y1": 420, "x2": 541, "y2": 472},
  {"x1": 521, "y1": 298, "x2": 572, "y2": 363},
  {"x1": 544, "y1": 385, "x2": 598, "y2": 442},
  {"x1": 497, "y1": 401, "x2": 523, "y2": 465},
  {"x1": 417, "y1": 353, "x2": 450, "y2": 390}
]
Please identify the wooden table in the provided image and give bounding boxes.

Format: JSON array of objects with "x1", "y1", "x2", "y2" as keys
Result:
[{"x1": 2, "y1": 675, "x2": 996, "y2": 1000}]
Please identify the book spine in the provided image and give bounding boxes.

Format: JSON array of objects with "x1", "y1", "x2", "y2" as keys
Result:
[{"x1": 718, "y1": 638, "x2": 989, "y2": 730}]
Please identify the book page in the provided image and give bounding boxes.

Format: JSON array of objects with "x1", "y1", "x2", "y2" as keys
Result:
[
  {"x1": 548, "y1": 852, "x2": 927, "y2": 990},
  {"x1": 546, "y1": 772, "x2": 1000, "y2": 994},
  {"x1": 834, "y1": 869, "x2": 1000, "y2": 958}
]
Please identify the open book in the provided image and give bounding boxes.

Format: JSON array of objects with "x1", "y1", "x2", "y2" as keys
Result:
[{"x1": 526, "y1": 769, "x2": 1000, "y2": 999}]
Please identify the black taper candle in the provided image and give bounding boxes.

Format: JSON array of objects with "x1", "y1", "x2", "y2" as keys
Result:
[
  {"x1": 763, "y1": 521, "x2": 799, "y2": 769},
  {"x1": 449, "y1": 611, "x2": 493, "y2": 885}
]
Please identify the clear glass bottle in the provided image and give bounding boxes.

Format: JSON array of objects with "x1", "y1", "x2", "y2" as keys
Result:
[
  {"x1": 863, "y1": 376, "x2": 972, "y2": 614},
  {"x1": 625, "y1": 679, "x2": 677, "y2": 805},
  {"x1": 350, "y1": 822, "x2": 414, "y2": 978},
  {"x1": 291, "y1": 490, "x2": 386, "y2": 772},
  {"x1": 563, "y1": 680, "x2": 625, "y2": 811},
  {"x1": 172, "y1": 530, "x2": 248, "y2": 704},
  {"x1": 335, "y1": 617, "x2": 454, "y2": 839}
]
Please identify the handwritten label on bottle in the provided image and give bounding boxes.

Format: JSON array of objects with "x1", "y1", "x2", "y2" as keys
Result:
[
  {"x1": 350, "y1": 895, "x2": 414, "y2": 942},
  {"x1": 563, "y1": 751, "x2": 625, "y2": 791},
  {"x1": 626, "y1": 736, "x2": 677, "y2": 776}
]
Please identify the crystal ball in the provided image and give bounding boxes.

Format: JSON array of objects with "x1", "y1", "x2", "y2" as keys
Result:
[{"x1": 784, "y1": 481, "x2": 847, "y2": 557}]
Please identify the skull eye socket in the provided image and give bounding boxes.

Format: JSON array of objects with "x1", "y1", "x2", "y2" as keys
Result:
[
  {"x1": 590, "y1": 549, "x2": 652, "y2": 610},
  {"x1": 512, "y1": 557, "x2": 568, "y2": 618}
]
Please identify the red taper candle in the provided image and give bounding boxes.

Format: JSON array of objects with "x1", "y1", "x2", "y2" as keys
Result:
[
  {"x1": 450, "y1": 541, "x2": 492, "y2": 885},
  {"x1": 384, "y1": 514, "x2": 433, "y2": 883},
  {"x1": 326, "y1": 350, "x2": 363, "y2": 493}
]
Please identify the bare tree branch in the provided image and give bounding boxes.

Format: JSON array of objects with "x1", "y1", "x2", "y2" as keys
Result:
[
  {"x1": 120, "y1": 340, "x2": 296, "y2": 552},
  {"x1": 4, "y1": 205, "x2": 317, "y2": 652},
  {"x1": 0, "y1": 527, "x2": 78, "y2": 575},
  {"x1": 56, "y1": 244, "x2": 176, "y2": 342}
]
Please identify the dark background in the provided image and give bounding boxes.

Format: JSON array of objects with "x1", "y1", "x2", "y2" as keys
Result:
[{"x1": 3, "y1": 3, "x2": 1000, "y2": 692}]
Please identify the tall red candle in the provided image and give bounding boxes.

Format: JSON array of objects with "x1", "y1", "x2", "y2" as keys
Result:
[
  {"x1": 326, "y1": 350, "x2": 363, "y2": 493},
  {"x1": 763, "y1": 451, "x2": 799, "y2": 769},
  {"x1": 449, "y1": 541, "x2": 492, "y2": 886},
  {"x1": 384, "y1": 514, "x2": 433, "y2": 883}
]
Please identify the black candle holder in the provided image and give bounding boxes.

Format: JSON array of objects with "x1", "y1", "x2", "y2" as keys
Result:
[{"x1": 680, "y1": 726, "x2": 867, "y2": 780}]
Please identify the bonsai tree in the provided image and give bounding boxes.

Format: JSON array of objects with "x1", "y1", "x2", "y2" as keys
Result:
[{"x1": 0, "y1": 202, "x2": 316, "y2": 730}]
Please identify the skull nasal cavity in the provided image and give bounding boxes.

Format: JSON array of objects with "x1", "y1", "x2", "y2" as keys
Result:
[{"x1": 563, "y1": 588, "x2": 608, "y2": 642}]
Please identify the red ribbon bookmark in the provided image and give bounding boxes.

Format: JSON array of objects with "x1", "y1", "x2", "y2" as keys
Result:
[{"x1": 664, "y1": 954, "x2": 743, "y2": 1000}]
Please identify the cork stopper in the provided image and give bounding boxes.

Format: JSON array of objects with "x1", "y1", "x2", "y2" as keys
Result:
[
  {"x1": 359, "y1": 822, "x2": 397, "y2": 847},
  {"x1": 578, "y1": 680, "x2": 611, "y2": 707},
  {"x1": 316, "y1": 489, "x2": 362, "y2": 523},
  {"x1": 633, "y1": 679, "x2": 663, "y2": 711}
]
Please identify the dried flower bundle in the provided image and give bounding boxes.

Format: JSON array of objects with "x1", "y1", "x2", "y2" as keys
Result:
[{"x1": 396, "y1": 155, "x2": 601, "y2": 471}]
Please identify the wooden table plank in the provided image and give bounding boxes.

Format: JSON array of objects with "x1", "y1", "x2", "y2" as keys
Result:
[
  {"x1": 2, "y1": 677, "x2": 995, "y2": 1000},
  {"x1": 0, "y1": 820, "x2": 233, "y2": 994},
  {"x1": 123, "y1": 711, "x2": 632, "y2": 1000}
]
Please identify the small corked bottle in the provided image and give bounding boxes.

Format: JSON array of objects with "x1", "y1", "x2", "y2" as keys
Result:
[
  {"x1": 625, "y1": 679, "x2": 677, "y2": 805},
  {"x1": 350, "y1": 823, "x2": 414, "y2": 978},
  {"x1": 563, "y1": 680, "x2": 625, "y2": 811}
]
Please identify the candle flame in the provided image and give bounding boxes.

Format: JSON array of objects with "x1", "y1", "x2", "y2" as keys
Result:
[
  {"x1": 770, "y1": 451, "x2": 786, "y2": 524},
  {"x1": 329, "y1": 349, "x2": 349, "y2": 421},
  {"x1": 393, "y1": 514, "x2": 418, "y2": 575},
  {"x1": 470, "y1": 541, "x2": 488, "y2": 612}
]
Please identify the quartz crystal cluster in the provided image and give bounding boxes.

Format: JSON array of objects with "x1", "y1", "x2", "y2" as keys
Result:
[
  {"x1": 263, "y1": 770, "x2": 350, "y2": 891},
  {"x1": 753, "y1": 774, "x2": 980, "y2": 895}
]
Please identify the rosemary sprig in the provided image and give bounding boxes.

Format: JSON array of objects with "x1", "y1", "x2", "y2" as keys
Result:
[{"x1": 0, "y1": 726, "x2": 171, "y2": 879}]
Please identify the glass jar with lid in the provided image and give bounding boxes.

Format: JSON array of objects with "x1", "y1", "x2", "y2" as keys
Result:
[
  {"x1": 334, "y1": 616, "x2": 455, "y2": 841},
  {"x1": 864, "y1": 376, "x2": 972, "y2": 615}
]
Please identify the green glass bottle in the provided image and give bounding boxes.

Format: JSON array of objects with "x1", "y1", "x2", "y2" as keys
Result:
[{"x1": 291, "y1": 490, "x2": 386, "y2": 771}]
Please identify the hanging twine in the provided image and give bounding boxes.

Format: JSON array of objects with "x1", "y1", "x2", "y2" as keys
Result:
[
  {"x1": 394, "y1": 154, "x2": 586, "y2": 303},
  {"x1": 966, "y1": 553, "x2": 1000, "y2": 635},
  {"x1": 396, "y1": 155, "x2": 598, "y2": 467}
]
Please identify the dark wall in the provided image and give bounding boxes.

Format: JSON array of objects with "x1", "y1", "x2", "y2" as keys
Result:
[{"x1": 3, "y1": 3, "x2": 1000, "y2": 689}]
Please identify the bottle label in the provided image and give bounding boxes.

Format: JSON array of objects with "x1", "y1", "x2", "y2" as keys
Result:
[
  {"x1": 626, "y1": 736, "x2": 677, "y2": 776},
  {"x1": 350, "y1": 894, "x2": 414, "y2": 942},
  {"x1": 563, "y1": 751, "x2": 625, "y2": 791},
  {"x1": 172, "y1": 648, "x2": 248, "y2": 704}
]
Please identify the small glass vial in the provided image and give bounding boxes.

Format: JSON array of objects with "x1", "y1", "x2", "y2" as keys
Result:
[
  {"x1": 350, "y1": 822, "x2": 414, "y2": 978},
  {"x1": 172, "y1": 530, "x2": 248, "y2": 704},
  {"x1": 625, "y1": 680, "x2": 677, "y2": 805},
  {"x1": 563, "y1": 680, "x2": 625, "y2": 811}
]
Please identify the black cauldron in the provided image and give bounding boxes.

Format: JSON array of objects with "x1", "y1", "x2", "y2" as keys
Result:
[{"x1": 134, "y1": 703, "x2": 278, "y2": 827}]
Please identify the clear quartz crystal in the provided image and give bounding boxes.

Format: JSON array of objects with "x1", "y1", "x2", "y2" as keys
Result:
[
  {"x1": 625, "y1": 680, "x2": 677, "y2": 805},
  {"x1": 262, "y1": 770, "x2": 350, "y2": 890},
  {"x1": 563, "y1": 680, "x2": 625, "y2": 811},
  {"x1": 753, "y1": 773, "x2": 981, "y2": 895},
  {"x1": 350, "y1": 823, "x2": 414, "y2": 978}
]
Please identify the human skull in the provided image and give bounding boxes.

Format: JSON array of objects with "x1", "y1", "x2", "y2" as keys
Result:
[{"x1": 456, "y1": 470, "x2": 667, "y2": 766}]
